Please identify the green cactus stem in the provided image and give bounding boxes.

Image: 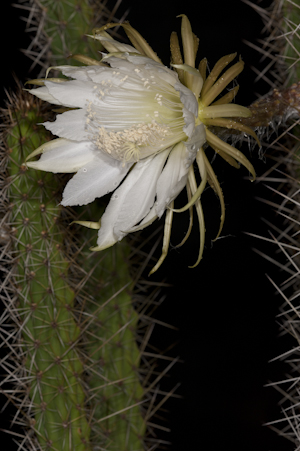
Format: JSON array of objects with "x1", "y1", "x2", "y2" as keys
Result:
[
  {"x1": 1, "y1": 89, "x2": 91, "y2": 450},
  {"x1": 16, "y1": 0, "x2": 125, "y2": 75},
  {"x1": 74, "y1": 241, "x2": 146, "y2": 450}
]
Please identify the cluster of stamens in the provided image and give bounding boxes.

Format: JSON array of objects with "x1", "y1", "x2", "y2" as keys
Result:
[{"x1": 92, "y1": 122, "x2": 170, "y2": 163}]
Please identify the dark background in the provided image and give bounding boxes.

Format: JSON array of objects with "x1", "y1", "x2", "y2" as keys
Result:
[{"x1": 1, "y1": 0, "x2": 294, "y2": 450}]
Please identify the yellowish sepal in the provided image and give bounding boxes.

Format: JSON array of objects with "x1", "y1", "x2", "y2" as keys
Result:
[
  {"x1": 201, "y1": 53, "x2": 237, "y2": 98},
  {"x1": 209, "y1": 142, "x2": 240, "y2": 169},
  {"x1": 90, "y1": 242, "x2": 115, "y2": 252},
  {"x1": 125, "y1": 214, "x2": 158, "y2": 233},
  {"x1": 178, "y1": 14, "x2": 197, "y2": 90},
  {"x1": 198, "y1": 58, "x2": 207, "y2": 83},
  {"x1": 25, "y1": 78, "x2": 67, "y2": 86},
  {"x1": 205, "y1": 118, "x2": 260, "y2": 146},
  {"x1": 201, "y1": 59, "x2": 244, "y2": 107},
  {"x1": 44, "y1": 66, "x2": 72, "y2": 79},
  {"x1": 172, "y1": 63, "x2": 203, "y2": 98},
  {"x1": 211, "y1": 86, "x2": 239, "y2": 106},
  {"x1": 206, "y1": 128, "x2": 256, "y2": 180},
  {"x1": 178, "y1": 14, "x2": 195, "y2": 68},
  {"x1": 170, "y1": 32, "x2": 184, "y2": 83},
  {"x1": 171, "y1": 149, "x2": 207, "y2": 213},
  {"x1": 174, "y1": 182, "x2": 193, "y2": 247},
  {"x1": 149, "y1": 201, "x2": 174, "y2": 275},
  {"x1": 187, "y1": 169, "x2": 205, "y2": 268},
  {"x1": 92, "y1": 23, "x2": 162, "y2": 64},
  {"x1": 101, "y1": 51, "x2": 142, "y2": 62},
  {"x1": 201, "y1": 152, "x2": 225, "y2": 241},
  {"x1": 69, "y1": 54, "x2": 104, "y2": 66},
  {"x1": 25, "y1": 138, "x2": 65, "y2": 163},
  {"x1": 199, "y1": 104, "x2": 252, "y2": 119},
  {"x1": 71, "y1": 220, "x2": 101, "y2": 230}
]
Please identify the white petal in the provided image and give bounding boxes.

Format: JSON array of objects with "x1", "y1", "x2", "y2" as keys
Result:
[
  {"x1": 89, "y1": 32, "x2": 138, "y2": 54},
  {"x1": 96, "y1": 149, "x2": 170, "y2": 249},
  {"x1": 26, "y1": 139, "x2": 95, "y2": 173},
  {"x1": 174, "y1": 81, "x2": 198, "y2": 117},
  {"x1": 155, "y1": 142, "x2": 192, "y2": 217},
  {"x1": 182, "y1": 107, "x2": 196, "y2": 138},
  {"x1": 106, "y1": 55, "x2": 178, "y2": 89},
  {"x1": 114, "y1": 151, "x2": 170, "y2": 232},
  {"x1": 185, "y1": 123, "x2": 206, "y2": 154},
  {"x1": 27, "y1": 86, "x2": 62, "y2": 105},
  {"x1": 43, "y1": 109, "x2": 90, "y2": 141},
  {"x1": 86, "y1": 65, "x2": 145, "y2": 91},
  {"x1": 44, "y1": 80, "x2": 99, "y2": 108},
  {"x1": 61, "y1": 154, "x2": 130, "y2": 206},
  {"x1": 53, "y1": 65, "x2": 94, "y2": 81}
]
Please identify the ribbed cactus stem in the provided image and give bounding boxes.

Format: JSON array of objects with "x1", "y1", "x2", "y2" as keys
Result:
[
  {"x1": 5, "y1": 94, "x2": 91, "y2": 450},
  {"x1": 38, "y1": 0, "x2": 100, "y2": 64},
  {"x1": 242, "y1": 0, "x2": 300, "y2": 446},
  {"x1": 282, "y1": 0, "x2": 300, "y2": 84},
  {"x1": 18, "y1": 0, "x2": 124, "y2": 75},
  {"x1": 82, "y1": 245, "x2": 145, "y2": 449},
  {"x1": 1, "y1": 2, "x2": 181, "y2": 449}
]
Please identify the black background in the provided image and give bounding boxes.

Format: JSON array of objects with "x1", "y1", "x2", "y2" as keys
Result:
[{"x1": 1, "y1": 0, "x2": 294, "y2": 450}]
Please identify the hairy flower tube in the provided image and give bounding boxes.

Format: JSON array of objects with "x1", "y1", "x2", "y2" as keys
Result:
[{"x1": 26, "y1": 15, "x2": 257, "y2": 274}]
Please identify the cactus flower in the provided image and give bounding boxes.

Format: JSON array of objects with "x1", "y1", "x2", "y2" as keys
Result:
[{"x1": 26, "y1": 16, "x2": 257, "y2": 273}]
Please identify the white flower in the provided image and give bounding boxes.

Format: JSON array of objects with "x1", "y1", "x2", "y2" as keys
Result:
[{"x1": 26, "y1": 16, "x2": 257, "y2": 274}]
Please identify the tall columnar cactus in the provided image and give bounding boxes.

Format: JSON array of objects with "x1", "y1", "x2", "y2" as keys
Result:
[
  {"x1": 245, "y1": 0, "x2": 300, "y2": 447},
  {"x1": 0, "y1": 88, "x2": 151, "y2": 450},
  {"x1": 1, "y1": 90, "x2": 91, "y2": 450},
  {"x1": 69, "y1": 217, "x2": 146, "y2": 449},
  {"x1": 0, "y1": 1, "x2": 178, "y2": 450}
]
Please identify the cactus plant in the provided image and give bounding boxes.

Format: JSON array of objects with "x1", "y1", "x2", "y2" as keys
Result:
[
  {"x1": 0, "y1": 88, "x2": 92, "y2": 451},
  {"x1": 5, "y1": 0, "x2": 300, "y2": 450},
  {"x1": 243, "y1": 0, "x2": 300, "y2": 448},
  {"x1": 0, "y1": 1, "x2": 178, "y2": 450}
]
